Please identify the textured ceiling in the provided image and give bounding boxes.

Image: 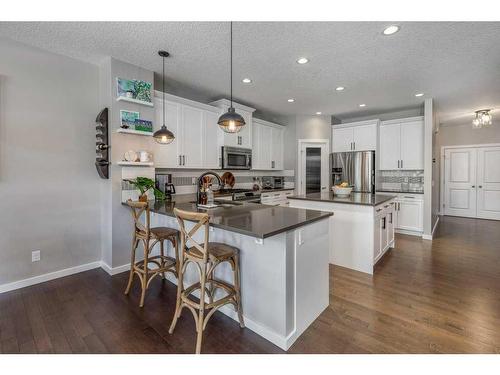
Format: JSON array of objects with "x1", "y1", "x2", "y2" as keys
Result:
[{"x1": 1, "y1": 21, "x2": 499, "y2": 125}]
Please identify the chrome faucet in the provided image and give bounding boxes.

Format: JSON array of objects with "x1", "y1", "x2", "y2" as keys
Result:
[{"x1": 197, "y1": 171, "x2": 222, "y2": 205}]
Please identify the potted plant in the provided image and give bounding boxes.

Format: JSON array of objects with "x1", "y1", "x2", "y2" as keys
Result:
[{"x1": 126, "y1": 177, "x2": 165, "y2": 202}]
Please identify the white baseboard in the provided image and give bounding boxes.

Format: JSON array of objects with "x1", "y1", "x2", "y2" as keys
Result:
[
  {"x1": 100, "y1": 261, "x2": 130, "y2": 276},
  {"x1": 422, "y1": 216, "x2": 440, "y2": 240},
  {"x1": 0, "y1": 261, "x2": 102, "y2": 294}
]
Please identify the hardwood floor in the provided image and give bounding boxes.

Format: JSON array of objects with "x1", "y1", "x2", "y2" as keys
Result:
[{"x1": 1, "y1": 215, "x2": 499, "y2": 354}]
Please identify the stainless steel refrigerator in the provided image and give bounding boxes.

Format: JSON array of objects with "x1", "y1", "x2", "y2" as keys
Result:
[{"x1": 330, "y1": 151, "x2": 375, "y2": 193}]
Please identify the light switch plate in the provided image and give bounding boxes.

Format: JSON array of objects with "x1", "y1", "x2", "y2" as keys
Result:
[{"x1": 32, "y1": 250, "x2": 41, "y2": 262}]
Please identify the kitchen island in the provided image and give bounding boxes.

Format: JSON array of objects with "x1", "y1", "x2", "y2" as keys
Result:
[
  {"x1": 137, "y1": 194, "x2": 332, "y2": 351},
  {"x1": 288, "y1": 192, "x2": 396, "y2": 275}
]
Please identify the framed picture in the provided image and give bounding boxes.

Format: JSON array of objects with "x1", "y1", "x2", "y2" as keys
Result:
[
  {"x1": 120, "y1": 110, "x2": 140, "y2": 129},
  {"x1": 117, "y1": 78, "x2": 152, "y2": 104}
]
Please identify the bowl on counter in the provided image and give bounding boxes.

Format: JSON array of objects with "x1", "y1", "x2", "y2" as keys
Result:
[{"x1": 332, "y1": 186, "x2": 353, "y2": 197}]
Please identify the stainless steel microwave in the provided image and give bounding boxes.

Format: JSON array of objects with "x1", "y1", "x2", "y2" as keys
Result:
[{"x1": 222, "y1": 146, "x2": 252, "y2": 170}]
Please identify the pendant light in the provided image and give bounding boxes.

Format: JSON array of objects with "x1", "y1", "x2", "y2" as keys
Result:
[
  {"x1": 153, "y1": 50, "x2": 175, "y2": 144},
  {"x1": 218, "y1": 22, "x2": 246, "y2": 133}
]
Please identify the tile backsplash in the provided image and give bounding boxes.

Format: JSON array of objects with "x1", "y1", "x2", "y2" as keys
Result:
[{"x1": 377, "y1": 170, "x2": 424, "y2": 192}]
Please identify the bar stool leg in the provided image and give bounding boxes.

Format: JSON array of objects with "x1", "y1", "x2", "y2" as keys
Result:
[
  {"x1": 195, "y1": 265, "x2": 207, "y2": 354},
  {"x1": 233, "y1": 254, "x2": 245, "y2": 328},
  {"x1": 125, "y1": 236, "x2": 139, "y2": 295},
  {"x1": 169, "y1": 256, "x2": 184, "y2": 334},
  {"x1": 159, "y1": 239, "x2": 166, "y2": 280},
  {"x1": 139, "y1": 239, "x2": 149, "y2": 308}
]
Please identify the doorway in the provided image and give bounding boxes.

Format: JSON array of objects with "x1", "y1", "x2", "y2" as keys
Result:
[
  {"x1": 297, "y1": 139, "x2": 330, "y2": 195},
  {"x1": 442, "y1": 144, "x2": 500, "y2": 220}
]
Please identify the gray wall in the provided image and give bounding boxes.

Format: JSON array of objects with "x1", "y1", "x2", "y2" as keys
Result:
[
  {"x1": 0, "y1": 38, "x2": 101, "y2": 284},
  {"x1": 434, "y1": 121, "x2": 500, "y2": 214},
  {"x1": 423, "y1": 99, "x2": 435, "y2": 237}
]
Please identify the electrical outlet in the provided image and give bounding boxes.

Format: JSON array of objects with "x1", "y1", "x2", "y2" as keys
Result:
[{"x1": 32, "y1": 250, "x2": 41, "y2": 262}]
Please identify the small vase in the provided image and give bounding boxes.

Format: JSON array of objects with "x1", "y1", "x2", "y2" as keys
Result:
[{"x1": 138, "y1": 194, "x2": 148, "y2": 202}]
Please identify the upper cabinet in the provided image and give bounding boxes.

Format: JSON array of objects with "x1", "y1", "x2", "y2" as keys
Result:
[
  {"x1": 153, "y1": 93, "x2": 221, "y2": 169},
  {"x1": 253, "y1": 118, "x2": 284, "y2": 170},
  {"x1": 210, "y1": 99, "x2": 255, "y2": 149},
  {"x1": 332, "y1": 120, "x2": 378, "y2": 152},
  {"x1": 379, "y1": 117, "x2": 424, "y2": 170}
]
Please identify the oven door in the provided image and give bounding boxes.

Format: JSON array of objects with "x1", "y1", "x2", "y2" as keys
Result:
[{"x1": 222, "y1": 147, "x2": 252, "y2": 170}]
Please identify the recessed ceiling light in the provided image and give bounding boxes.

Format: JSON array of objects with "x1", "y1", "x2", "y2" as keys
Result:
[
  {"x1": 287, "y1": 98, "x2": 295, "y2": 103},
  {"x1": 296, "y1": 57, "x2": 309, "y2": 64},
  {"x1": 335, "y1": 86, "x2": 345, "y2": 91},
  {"x1": 415, "y1": 93, "x2": 424, "y2": 97},
  {"x1": 382, "y1": 25, "x2": 400, "y2": 36},
  {"x1": 242, "y1": 78, "x2": 252, "y2": 83},
  {"x1": 316, "y1": 112, "x2": 322, "y2": 115},
  {"x1": 359, "y1": 104, "x2": 366, "y2": 107}
]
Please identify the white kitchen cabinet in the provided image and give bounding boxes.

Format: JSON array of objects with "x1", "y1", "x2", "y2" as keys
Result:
[
  {"x1": 379, "y1": 122, "x2": 401, "y2": 170},
  {"x1": 332, "y1": 127, "x2": 353, "y2": 152},
  {"x1": 154, "y1": 99, "x2": 182, "y2": 168},
  {"x1": 203, "y1": 110, "x2": 221, "y2": 169},
  {"x1": 181, "y1": 105, "x2": 204, "y2": 168},
  {"x1": 271, "y1": 126, "x2": 284, "y2": 170},
  {"x1": 379, "y1": 117, "x2": 424, "y2": 170},
  {"x1": 261, "y1": 190, "x2": 293, "y2": 206},
  {"x1": 332, "y1": 120, "x2": 378, "y2": 152},
  {"x1": 396, "y1": 198, "x2": 423, "y2": 232},
  {"x1": 400, "y1": 120, "x2": 424, "y2": 170},
  {"x1": 210, "y1": 99, "x2": 255, "y2": 149},
  {"x1": 154, "y1": 94, "x2": 221, "y2": 169},
  {"x1": 373, "y1": 201, "x2": 395, "y2": 263},
  {"x1": 252, "y1": 118, "x2": 284, "y2": 170}
]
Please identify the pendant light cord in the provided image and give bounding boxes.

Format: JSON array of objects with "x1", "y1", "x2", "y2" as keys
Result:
[
  {"x1": 162, "y1": 54, "x2": 166, "y2": 127},
  {"x1": 230, "y1": 21, "x2": 233, "y2": 108}
]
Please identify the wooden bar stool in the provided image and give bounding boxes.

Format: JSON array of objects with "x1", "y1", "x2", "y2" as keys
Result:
[
  {"x1": 168, "y1": 208, "x2": 244, "y2": 354},
  {"x1": 124, "y1": 200, "x2": 180, "y2": 307}
]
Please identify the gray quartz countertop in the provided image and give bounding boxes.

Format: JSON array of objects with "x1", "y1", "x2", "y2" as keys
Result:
[
  {"x1": 123, "y1": 194, "x2": 331, "y2": 239},
  {"x1": 288, "y1": 192, "x2": 396, "y2": 206}
]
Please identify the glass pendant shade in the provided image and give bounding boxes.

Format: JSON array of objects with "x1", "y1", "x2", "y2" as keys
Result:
[
  {"x1": 218, "y1": 107, "x2": 245, "y2": 133},
  {"x1": 472, "y1": 109, "x2": 493, "y2": 129},
  {"x1": 153, "y1": 125, "x2": 175, "y2": 144}
]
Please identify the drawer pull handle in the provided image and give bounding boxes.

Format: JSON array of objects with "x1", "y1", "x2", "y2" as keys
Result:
[{"x1": 376, "y1": 208, "x2": 382, "y2": 212}]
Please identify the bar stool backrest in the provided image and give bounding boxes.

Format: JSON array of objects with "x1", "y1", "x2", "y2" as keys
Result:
[
  {"x1": 126, "y1": 200, "x2": 150, "y2": 239},
  {"x1": 173, "y1": 208, "x2": 210, "y2": 262}
]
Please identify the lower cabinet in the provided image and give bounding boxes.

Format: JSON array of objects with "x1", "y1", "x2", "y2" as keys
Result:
[
  {"x1": 374, "y1": 201, "x2": 396, "y2": 263},
  {"x1": 394, "y1": 195, "x2": 424, "y2": 233},
  {"x1": 261, "y1": 190, "x2": 293, "y2": 206}
]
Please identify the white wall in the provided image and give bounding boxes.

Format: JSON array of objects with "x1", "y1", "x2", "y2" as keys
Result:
[{"x1": 0, "y1": 38, "x2": 101, "y2": 284}]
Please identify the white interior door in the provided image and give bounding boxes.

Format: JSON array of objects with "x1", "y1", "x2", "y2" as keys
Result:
[
  {"x1": 444, "y1": 148, "x2": 477, "y2": 218},
  {"x1": 476, "y1": 146, "x2": 500, "y2": 220},
  {"x1": 298, "y1": 141, "x2": 329, "y2": 195}
]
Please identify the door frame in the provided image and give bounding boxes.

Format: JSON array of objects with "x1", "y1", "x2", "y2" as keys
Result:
[
  {"x1": 440, "y1": 143, "x2": 500, "y2": 216},
  {"x1": 297, "y1": 139, "x2": 330, "y2": 195}
]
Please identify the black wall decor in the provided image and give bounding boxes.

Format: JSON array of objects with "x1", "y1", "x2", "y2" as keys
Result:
[{"x1": 95, "y1": 108, "x2": 110, "y2": 179}]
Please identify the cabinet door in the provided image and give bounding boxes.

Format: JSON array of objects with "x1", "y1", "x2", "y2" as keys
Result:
[
  {"x1": 373, "y1": 213, "x2": 383, "y2": 261},
  {"x1": 252, "y1": 122, "x2": 262, "y2": 169},
  {"x1": 203, "y1": 110, "x2": 220, "y2": 169},
  {"x1": 400, "y1": 120, "x2": 424, "y2": 170},
  {"x1": 397, "y1": 199, "x2": 423, "y2": 232},
  {"x1": 154, "y1": 99, "x2": 182, "y2": 168},
  {"x1": 271, "y1": 126, "x2": 284, "y2": 170},
  {"x1": 387, "y1": 204, "x2": 395, "y2": 245},
  {"x1": 379, "y1": 123, "x2": 401, "y2": 170},
  {"x1": 221, "y1": 109, "x2": 252, "y2": 148},
  {"x1": 353, "y1": 124, "x2": 377, "y2": 151},
  {"x1": 260, "y1": 125, "x2": 272, "y2": 170},
  {"x1": 181, "y1": 105, "x2": 204, "y2": 168},
  {"x1": 332, "y1": 127, "x2": 354, "y2": 152}
]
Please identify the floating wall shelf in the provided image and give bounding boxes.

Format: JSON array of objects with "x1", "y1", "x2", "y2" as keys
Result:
[
  {"x1": 116, "y1": 128, "x2": 153, "y2": 136},
  {"x1": 116, "y1": 96, "x2": 154, "y2": 107},
  {"x1": 117, "y1": 161, "x2": 154, "y2": 167}
]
